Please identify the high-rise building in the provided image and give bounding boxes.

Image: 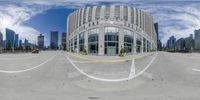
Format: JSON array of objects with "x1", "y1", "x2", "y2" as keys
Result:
[
  {"x1": 38, "y1": 34, "x2": 44, "y2": 49},
  {"x1": 50, "y1": 31, "x2": 58, "y2": 49},
  {"x1": 3, "y1": 40, "x2": 6, "y2": 49},
  {"x1": 67, "y1": 5, "x2": 157, "y2": 55},
  {"x1": 14, "y1": 34, "x2": 19, "y2": 48},
  {"x1": 175, "y1": 38, "x2": 185, "y2": 52},
  {"x1": 167, "y1": 36, "x2": 176, "y2": 49},
  {"x1": 61, "y1": 32, "x2": 66, "y2": 50},
  {"x1": 0, "y1": 31, "x2": 3, "y2": 53},
  {"x1": 24, "y1": 39, "x2": 29, "y2": 48},
  {"x1": 157, "y1": 40, "x2": 162, "y2": 51},
  {"x1": 154, "y1": 23, "x2": 159, "y2": 51},
  {"x1": 194, "y1": 29, "x2": 200, "y2": 50},
  {"x1": 185, "y1": 34, "x2": 194, "y2": 52},
  {"x1": 19, "y1": 40, "x2": 22, "y2": 47},
  {"x1": 6, "y1": 28, "x2": 15, "y2": 49}
]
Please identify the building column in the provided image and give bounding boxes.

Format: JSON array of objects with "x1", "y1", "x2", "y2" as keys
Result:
[
  {"x1": 119, "y1": 27, "x2": 124, "y2": 54},
  {"x1": 98, "y1": 27, "x2": 104, "y2": 55},
  {"x1": 84, "y1": 30, "x2": 88, "y2": 54}
]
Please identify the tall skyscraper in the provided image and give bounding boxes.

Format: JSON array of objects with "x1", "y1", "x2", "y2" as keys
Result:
[
  {"x1": 6, "y1": 28, "x2": 15, "y2": 49},
  {"x1": 19, "y1": 40, "x2": 22, "y2": 47},
  {"x1": 154, "y1": 23, "x2": 159, "y2": 50},
  {"x1": 157, "y1": 40, "x2": 162, "y2": 51},
  {"x1": 61, "y1": 32, "x2": 66, "y2": 50},
  {"x1": 167, "y1": 35, "x2": 176, "y2": 49},
  {"x1": 14, "y1": 34, "x2": 19, "y2": 48},
  {"x1": 185, "y1": 34, "x2": 194, "y2": 52},
  {"x1": 50, "y1": 31, "x2": 58, "y2": 49},
  {"x1": 0, "y1": 31, "x2": 3, "y2": 52},
  {"x1": 194, "y1": 29, "x2": 200, "y2": 50},
  {"x1": 24, "y1": 39, "x2": 29, "y2": 48},
  {"x1": 38, "y1": 34, "x2": 44, "y2": 49}
]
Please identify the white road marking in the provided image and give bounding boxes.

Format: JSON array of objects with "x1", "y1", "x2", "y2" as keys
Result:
[
  {"x1": 0, "y1": 55, "x2": 57, "y2": 74},
  {"x1": 192, "y1": 68, "x2": 200, "y2": 72},
  {"x1": 0, "y1": 56, "x2": 39, "y2": 60},
  {"x1": 133, "y1": 55, "x2": 157, "y2": 78},
  {"x1": 64, "y1": 53, "x2": 157, "y2": 82},
  {"x1": 129, "y1": 59, "x2": 135, "y2": 78}
]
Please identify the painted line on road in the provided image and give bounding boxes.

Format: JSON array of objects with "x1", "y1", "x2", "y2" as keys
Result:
[
  {"x1": 133, "y1": 54, "x2": 157, "y2": 78},
  {"x1": 0, "y1": 55, "x2": 57, "y2": 74},
  {"x1": 192, "y1": 68, "x2": 200, "y2": 72},
  {"x1": 0, "y1": 56, "x2": 39, "y2": 60},
  {"x1": 64, "y1": 53, "x2": 157, "y2": 82},
  {"x1": 129, "y1": 59, "x2": 135, "y2": 78}
]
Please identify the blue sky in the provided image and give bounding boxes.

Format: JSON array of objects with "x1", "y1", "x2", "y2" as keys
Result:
[
  {"x1": 24, "y1": 8, "x2": 75, "y2": 46},
  {"x1": 1, "y1": 0, "x2": 200, "y2": 46}
]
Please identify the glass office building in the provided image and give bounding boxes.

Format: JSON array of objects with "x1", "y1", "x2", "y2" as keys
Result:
[
  {"x1": 50, "y1": 31, "x2": 59, "y2": 50},
  {"x1": 67, "y1": 5, "x2": 157, "y2": 55}
]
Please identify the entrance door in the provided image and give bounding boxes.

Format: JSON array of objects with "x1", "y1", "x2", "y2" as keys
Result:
[{"x1": 107, "y1": 46, "x2": 116, "y2": 56}]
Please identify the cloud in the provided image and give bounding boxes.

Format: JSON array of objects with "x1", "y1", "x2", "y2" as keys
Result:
[
  {"x1": 0, "y1": 2, "x2": 50, "y2": 43},
  {"x1": 131, "y1": 1, "x2": 200, "y2": 44}
]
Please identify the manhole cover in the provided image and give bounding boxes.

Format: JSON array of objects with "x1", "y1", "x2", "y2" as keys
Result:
[{"x1": 88, "y1": 97, "x2": 99, "y2": 99}]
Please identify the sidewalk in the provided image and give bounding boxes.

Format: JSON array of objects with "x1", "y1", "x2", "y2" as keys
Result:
[{"x1": 66, "y1": 52, "x2": 156, "y2": 62}]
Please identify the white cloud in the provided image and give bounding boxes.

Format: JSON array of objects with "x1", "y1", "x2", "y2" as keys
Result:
[
  {"x1": 130, "y1": 1, "x2": 200, "y2": 44},
  {"x1": 0, "y1": 3, "x2": 50, "y2": 43}
]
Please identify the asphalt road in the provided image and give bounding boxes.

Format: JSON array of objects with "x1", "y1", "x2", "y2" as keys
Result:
[{"x1": 0, "y1": 51, "x2": 200, "y2": 100}]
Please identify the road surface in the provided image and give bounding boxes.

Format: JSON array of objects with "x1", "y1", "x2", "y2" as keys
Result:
[{"x1": 0, "y1": 51, "x2": 200, "y2": 100}]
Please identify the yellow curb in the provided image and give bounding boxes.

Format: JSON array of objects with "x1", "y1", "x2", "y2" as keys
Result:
[{"x1": 66, "y1": 52, "x2": 155, "y2": 63}]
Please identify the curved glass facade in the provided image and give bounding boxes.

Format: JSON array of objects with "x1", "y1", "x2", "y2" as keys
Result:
[
  {"x1": 88, "y1": 29, "x2": 99, "y2": 54},
  {"x1": 79, "y1": 32, "x2": 84, "y2": 52},
  {"x1": 124, "y1": 29, "x2": 133, "y2": 54}
]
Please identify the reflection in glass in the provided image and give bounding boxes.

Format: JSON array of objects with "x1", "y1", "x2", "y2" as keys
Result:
[
  {"x1": 136, "y1": 34, "x2": 141, "y2": 53},
  {"x1": 88, "y1": 29, "x2": 99, "y2": 54},
  {"x1": 124, "y1": 29, "x2": 133, "y2": 54},
  {"x1": 104, "y1": 27, "x2": 119, "y2": 55},
  {"x1": 79, "y1": 32, "x2": 84, "y2": 52}
]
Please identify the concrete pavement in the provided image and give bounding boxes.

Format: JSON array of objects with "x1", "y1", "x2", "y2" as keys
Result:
[{"x1": 0, "y1": 51, "x2": 200, "y2": 100}]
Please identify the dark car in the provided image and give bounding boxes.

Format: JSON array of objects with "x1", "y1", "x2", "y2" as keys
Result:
[{"x1": 32, "y1": 49, "x2": 39, "y2": 53}]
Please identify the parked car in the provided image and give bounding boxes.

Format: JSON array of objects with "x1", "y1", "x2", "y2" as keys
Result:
[{"x1": 32, "y1": 49, "x2": 39, "y2": 53}]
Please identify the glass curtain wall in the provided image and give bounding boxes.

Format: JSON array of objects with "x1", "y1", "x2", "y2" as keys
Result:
[
  {"x1": 114, "y1": 6, "x2": 120, "y2": 20},
  {"x1": 123, "y1": 6, "x2": 128, "y2": 21},
  {"x1": 147, "y1": 40, "x2": 151, "y2": 52},
  {"x1": 136, "y1": 34, "x2": 142, "y2": 53},
  {"x1": 79, "y1": 32, "x2": 85, "y2": 52},
  {"x1": 143, "y1": 37, "x2": 146, "y2": 52},
  {"x1": 104, "y1": 27, "x2": 119, "y2": 55},
  {"x1": 74, "y1": 36, "x2": 77, "y2": 52},
  {"x1": 104, "y1": 6, "x2": 110, "y2": 19},
  {"x1": 95, "y1": 6, "x2": 101, "y2": 20},
  {"x1": 124, "y1": 29, "x2": 133, "y2": 54},
  {"x1": 70, "y1": 38, "x2": 73, "y2": 52},
  {"x1": 88, "y1": 7, "x2": 93, "y2": 22},
  {"x1": 68, "y1": 40, "x2": 71, "y2": 51},
  {"x1": 88, "y1": 29, "x2": 99, "y2": 54}
]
